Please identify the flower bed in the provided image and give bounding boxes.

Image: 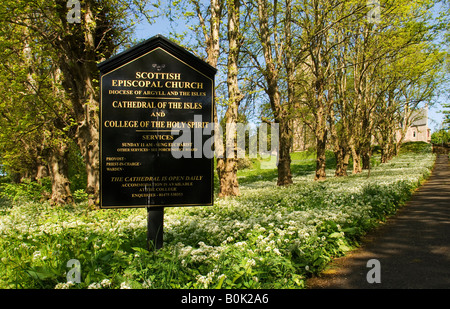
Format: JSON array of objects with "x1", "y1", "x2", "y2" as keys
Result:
[{"x1": 0, "y1": 152, "x2": 435, "y2": 289}]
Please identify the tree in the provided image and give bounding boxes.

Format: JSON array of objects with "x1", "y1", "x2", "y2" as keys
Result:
[
  {"x1": 331, "y1": 0, "x2": 443, "y2": 172},
  {"x1": 431, "y1": 128, "x2": 450, "y2": 144},
  {"x1": 188, "y1": 0, "x2": 245, "y2": 196},
  {"x1": 246, "y1": 0, "x2": 294, "y2": 186},
  {"x1": 169, "y1": 0, "x2": 251, "y2": 196},
  {"x1": 0, "y1": 19, "x2": 74, "y2": 204},
  {"x1": 216, "y1": 0, "x2": 244, "y2": 196},
  {"x1": 442, "y1": 103, "x2": 450, "y2": 131},
  {"x1": 364, "y1": 0, "x2": 443, "y2": 164},
  {"x1": 293, "y1": 0, "x2": 365, "y2": 180},
  {"x1": 0, "y1": 0, "x2": 135, "y2": 205}
]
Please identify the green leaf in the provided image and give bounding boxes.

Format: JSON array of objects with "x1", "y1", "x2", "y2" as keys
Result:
[
  {"x1": 339, "y1": 244, "x2": 351, "y2": 252},
  {"x1": 342, "y1": 227, "x2": 357, "y2": 234},
  {"x1": 215, "y1": 275, "x2": 226, "y2": 289},
  {"x1": 328, "y1": 232, "x2": 342, "y2": 238},
  {"x1": 25, "y1": 266, "x2": 58, "y2": 281},
  {"x1": 132, "y1": 247, "x2": 149, "y2": 254}
]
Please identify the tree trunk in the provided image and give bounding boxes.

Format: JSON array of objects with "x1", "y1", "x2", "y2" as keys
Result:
[
  {"x1": 360, "y1": 112, "x2": 373, "y2": 170},
  {"x1": 76, "y1": 121, "x2": 99, "y2": 205},
  {"x1": 315, "y1": 129, "x2": 327, "y2": 181},
  {"x1": 380, "y1": 141, "x2": 389, "y2": 163},
  {"x1": 36, "y1": 165, "x2": 49, "y2": 181},
  {"x1": 361, "y1": 143, "x2": 371, "y2": 170},
  {"x1": 217, "y1": 121, "x2": 240, "y2": 197},
  {"x1": 257, "y1": 0, "x2": 293, "y2": 186},
  {"x1": 56, "y1": 2, "x2": 100, "y2": 206},
  {"x1": 278, "y1": 0, "x2": 294, "y2": 186},
  {"x1": 194, "y1": 0, "x2": 230, "y2": 196},
  {"x1": 335, "y1": 146, "x2": 349, "y2": 177},
  {"x1": 48, "y1": 143, "x2": 73, "y2": 205},
  {"x1": 350, "y1": 143, "x2": 362, "y2": 174},
  {"x1": 277, "y1": 116, "x2": 293, "y2": 185},
  {"x1": 329, "y1": 101, "x2": 348, "y2": 177},
  {"x1": 217, "y1": 158, "x2": 240, "y2": 197},
  {"x1": 217, "y1": 0, "x2": 241, "y2": 197},
  {"x1": 314, "y1": 91, "x2": 327, "y2": 181},
  {"x1": 362, "y1": 151, "x2": 370, "y2": 170}
]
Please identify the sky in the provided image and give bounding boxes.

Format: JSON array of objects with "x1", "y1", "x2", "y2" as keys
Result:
[
  {"x1": 428, "y1": 96, "x2": 447, "y2": 133},
  {"x1": 132, "y1": 14, "x2": 448, "y2": 133}
]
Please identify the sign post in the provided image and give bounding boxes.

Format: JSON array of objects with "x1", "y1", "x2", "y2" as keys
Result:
[
  {"x1": 98, "y1": 35, "x2": 216, "y2": 250},
  {"x1": 147, "y1": 207, "x2": 164, "y2": 250}
]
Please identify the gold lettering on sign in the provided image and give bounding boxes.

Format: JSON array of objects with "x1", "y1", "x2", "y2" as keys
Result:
[
  {"x1": 135, "y1": 72, "x2": 181, "y2": 80},
  {"x1": 108, "y1": 174, "x2": 205, "y2": 200}
]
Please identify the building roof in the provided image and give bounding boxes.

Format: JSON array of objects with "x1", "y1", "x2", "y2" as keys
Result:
[{"x1": 410, "y1": 108, "x2": 428, "y2": 127}]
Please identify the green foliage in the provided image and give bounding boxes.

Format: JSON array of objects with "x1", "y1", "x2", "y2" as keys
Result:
[
  {"x1": 0, "y1": 151, "x2": 435, "y2": 289},
  {"x1": 399, "y1": 141, "x2": 432, "y2": 154},
  {"x1": 0, "y1": 178, "x2": 51, "y2": 202},
  {"x1": 72, "y1": 190, "x2": 89, "y2": 204},
  {"x1": 431, "y1": 129, "x2": 450, "y2": 144},
  {"x1": 0, "y1": 142, "x2": 88, "y2": 204},
  {"x1": 68, "y1": 144, "x2": 87, "y2": 193}
]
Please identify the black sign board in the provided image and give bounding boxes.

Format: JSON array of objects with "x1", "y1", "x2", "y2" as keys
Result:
[{"x1": 98, "y1": 35, "x2": 216, "y2": 209}]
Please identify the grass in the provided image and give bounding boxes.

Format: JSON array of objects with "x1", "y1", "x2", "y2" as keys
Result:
[{"x1": 0, "y1": 144, "x2": 436, "y2": 289}]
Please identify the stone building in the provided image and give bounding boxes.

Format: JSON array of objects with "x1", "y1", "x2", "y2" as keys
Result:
[{"x1": 397, "y1": 107, "x2": 431, "y2": 143}]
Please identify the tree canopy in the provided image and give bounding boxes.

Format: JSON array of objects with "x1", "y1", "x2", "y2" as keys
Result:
[{"x1": 0, "y1": 0, "x2": 448, "y2": 204}]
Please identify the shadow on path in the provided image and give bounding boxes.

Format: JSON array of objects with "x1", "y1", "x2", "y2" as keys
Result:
[{"x1": 307, "y1": 154, "x2": 450, "y2": 289}]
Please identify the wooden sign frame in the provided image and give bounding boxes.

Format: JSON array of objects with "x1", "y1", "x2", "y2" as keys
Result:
[{"x1": 98, "y1": 35, "x2": 216, "y2": 210}]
